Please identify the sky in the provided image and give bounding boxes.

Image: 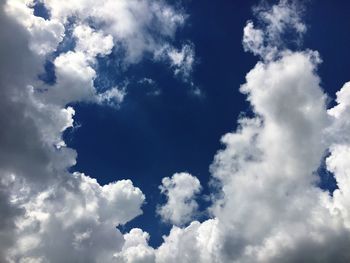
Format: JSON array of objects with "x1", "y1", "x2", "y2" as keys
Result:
[{"x1": 1, "y1": 0, "x2": 350, "y2": 262}]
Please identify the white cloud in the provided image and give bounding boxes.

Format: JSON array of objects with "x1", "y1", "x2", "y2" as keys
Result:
[
  {"x1": 2, "y1": 0, "x2": 350, "y2": 262},
  {"x1": 156, "y1": 219, "x2": 220, "y2": 263},
  {"x1": 96, "y1": 86, "x2": 126, "y2": 106},
  {"x1": 325, "y1": 82, "x2": 350, "y2": 232},
  {"x1": 6, "y1": 0, "x2": 64, "y2": 57},
  {"x1": 327, "y1": 82, "x2": 350, "y2": 145},
  {"x1": 113, "y1": 1, "x2": 350, "y2": 262},
  {"x1": 243, "y1": 0, "x2": 306, "y2": 60},
  {"x1": 6, "y1": 0, "x2": 193, "y2": 107},
  {"x1": 7, "y1": 173, "x2": 145, "y2": 263},
  {"x1": 157, "y1": 173, "x2": 201, "y2": 226},
  {"x1": 255, "y1": 0, "x2": 306, "y2": 40},
  {"x1": 73, "y1": 24, "x2": 114, "y2": 58},
  {"x1": 116, "y1": 219, "x2": 220, "y2": 263},
  {"x1": 43, "y1": 49, "x2": 124, "y2": 107},
  {"x1": 114, "y1": 228, "x2": 155, "y2": 263},
  {"x1": 243, "y1": 21, "x2": 266, "y2": 58},
  {"x1": 44, "y1": 51, "x2": 96, "y2": 105},
  {"x1": 43, "y1": 0, "x2": 185, "y2": 64},
  {"x1": 168, "y1": 44, "x2": 195, "y2": 79},
  {"x1": 328, "y1": 82, "x2": 350, "y2": 119},
  {"x1": 0, "y1": 0, "x2": 189, "y2": 261},
  {"x1": 208, "y1": 49, "x2": 334, "y2": 262},
  {"x1": 155, "y1": 43, "x2": 195, "y2": 82}
]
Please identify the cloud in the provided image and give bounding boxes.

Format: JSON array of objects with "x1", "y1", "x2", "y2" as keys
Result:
[
  {"x1": 114, "y1": 228, "x2": 156, "y2": 263},
  {"x1": 6, "y1": 0, "x2": 64, "y2": 57},
  {"x1": 116, "y1": 1, "x2": 350, "y2": 262},
  {"x1": 157, "y1": 173, "x2": 202, "y2": 226},
  {"x1": 2, "y1": 0, "x2": 350, "y2": 262},
  {"x1": 327, "y1": 82, "x2": 350, "y2": 144},
  {"x1": 138, "y1": 78, "x2": 161, "y2": 96},
  {"x1": 8, "y1": 174, "x2": 145, "y2": 263},
  {"x1": 155, "y1": 43, "x2": 195, "y2": 82},
  {"x1": 116, "y1": 219, "x2": 220, "y2": 263},
  {"x1": 208, "y1": 50, "x2": 333, "y2": 262},
  {"x1": 73, "y1": 24, "x2": 114, "y2": 58},
  {"x1": 243, "y1": 0, "x2": 306, "y2": 60},
  {"x1": 0, "y1": 0, "x2": 191, "y2": 261},
  {"x1": 43, "y1": 0, "x2": 186, "y2": 64},
  {"x1": 8, "y1": 0, "x2": 193, "y2": 107},
  {"x1": 156, "y1": 219, "x2": 219, "y2": 263},
  {"x1": 96, "y1": 86, "x2": 127, "y2": 106},
  {"x1": 0, "y1": 1, "x2": 76, "y2": 259}
]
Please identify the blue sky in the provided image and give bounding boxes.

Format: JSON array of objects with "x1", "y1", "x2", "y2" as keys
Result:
[{"x1": 2, "y1": 0, "x2": 350, "y2": 262}]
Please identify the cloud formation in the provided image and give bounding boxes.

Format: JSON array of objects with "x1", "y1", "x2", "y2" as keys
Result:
[
  {"x1": 117, "y1": 1, "x2": 350, "y2": 262},
  {"x1": 0, "y1": 0, "x2": 193, "y2": 262},
  {"x1": 1, "y1": 0, "x2": 350, "y2": 262},
  {"x1": 8, "y1": 174, "x2": 145, "y2": 263}
]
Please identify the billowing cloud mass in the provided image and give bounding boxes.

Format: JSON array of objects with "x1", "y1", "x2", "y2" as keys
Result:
[
  {"x1": 8, "y1": 174, "x2": 145, "y2": 262},
  {"x1": 116, "y1": 1, "x2": 350, "y2": 263},
  {"x1": 1, "y1": 0, "x2": 350, "y2": 262},
  {"x1": 0, "y1": 0, "x2": 192, "y2": 262}
]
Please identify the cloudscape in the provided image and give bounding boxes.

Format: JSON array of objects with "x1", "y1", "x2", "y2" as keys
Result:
[{"x1": 1, "y1": 0, "x2": 350, "y2": 262}]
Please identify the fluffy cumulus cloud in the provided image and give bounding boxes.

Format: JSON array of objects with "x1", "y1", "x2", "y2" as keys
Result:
[
  {"x1": 116, "y1": 1, "x2": 350, "y2": 263},
  {"x1": 8, "y1": 174, "x2": 145, "y2": 263},
  {"x1": 0, "y1": 0, "x2": 193, "y2": 262},
  {"x1": 2, "y1": 0, "x2": 350, "y2": 262},
  {"x1": 157, "y1": 173, "x2": 202, "y2": 226},
  {"x1": 114, "y1": 228, "x2": 155, "y2": 263}
]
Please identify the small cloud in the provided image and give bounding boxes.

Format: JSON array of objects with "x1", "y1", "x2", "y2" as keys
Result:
[
  {"x1": 189, "y1": 83, "x2": 204, "y2": 98},
  {"x1": 96, "y1": 86, "x2": 126, "y2": 106},
  {"x1": 138, "y1": 77, "x2": 161, "y2": 96},
  {"x1": 138, "y1": 77, "x2": 156, "y2": 86},
  {"x1": 157, "y1": 172, "x2": 202, "y2": 226},
  {"x1": 155, "y1": 43, "x2": 196, "y2": 83}
]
